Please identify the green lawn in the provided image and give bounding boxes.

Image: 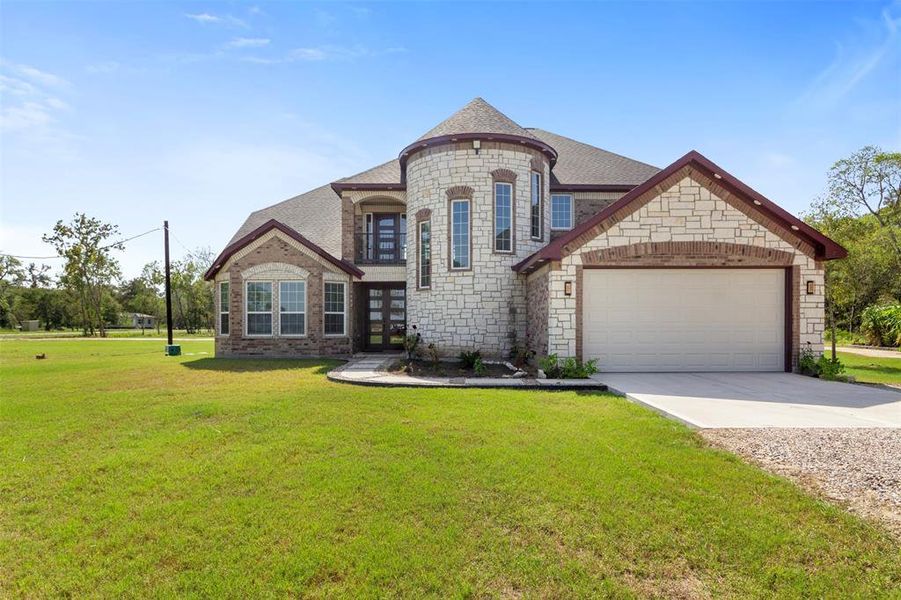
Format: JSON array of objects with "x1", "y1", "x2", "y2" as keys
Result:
[
  {"x1": 1, "y1": 341, "x2": 898, "y2": 598},
  {"x1": 836, "y1": 351, "x2": 901, "y2": 384},
  {"x1": 0, "y1": 328, "x2": 212, "y2": 339}
]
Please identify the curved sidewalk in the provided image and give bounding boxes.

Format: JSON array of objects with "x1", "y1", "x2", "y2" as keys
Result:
[{"x1": 327, "y1": 356, "x2": 607, "y2": 390}]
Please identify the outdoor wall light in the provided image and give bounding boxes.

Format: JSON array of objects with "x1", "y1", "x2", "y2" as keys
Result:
[
  {"x1": 564, "y1": 281, "x2": 573, "y2": 296},
  {"x1": 806, "y1": 280, "x2": 816, "y2": 295},
  {"x1": 473, "y1": 139, "x2": 481, "y2": 155}
]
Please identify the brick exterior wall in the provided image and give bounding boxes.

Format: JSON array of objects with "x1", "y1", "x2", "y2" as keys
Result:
[
  {"x1": 405, "y1": 141, "x2": 551, "y2": 356},
  {"x1": 550, "y1": 191, "x2": 624, "y2": 240},
  {"x1": 546, "y1": 172, "x2": 824, "y2": 369},
  {"x1": 525, "y1": 267, "x2": 550, "y2": 356},
  {"x1": 215, "y1": 234, "x2": 354, "y2": 357}
]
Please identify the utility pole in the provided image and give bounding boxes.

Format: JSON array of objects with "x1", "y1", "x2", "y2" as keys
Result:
[{"x1": 163, "y1": 220, "x2": 180, "y2": 356}]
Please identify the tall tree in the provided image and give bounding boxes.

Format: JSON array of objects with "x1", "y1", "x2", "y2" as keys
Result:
[
  {"x1": 43, "y1": 214, "x2": 123, "y2": 337},
  {"x1": 0, "y1": 256, "x2": 26, "y2": 328}
]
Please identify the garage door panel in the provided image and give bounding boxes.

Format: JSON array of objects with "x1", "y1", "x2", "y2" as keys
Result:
[{"x1": 583, "y1": 268, "x2": 785, "y2": 372}]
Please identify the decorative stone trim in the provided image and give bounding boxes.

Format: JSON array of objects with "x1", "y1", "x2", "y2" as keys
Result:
[
  {"x1": 345, "y1": 190, "x2": 407, "y2": 205},
  {"x1": 415, "y1": 208, "x2": 432, "y2": 222},
  {"x1": 581, "y1": 241, "x2": 796, "y2": 267},
  {"x1": 220, "y1": 230, "x2": 350, "y2": 278},
  {"x1": 490, "y1": 168, "x2": 517, "y2": 183},
  {"x1": 445, "y1": 185, "x2": 474, "y2": 200},
  {"x1": 530, "y1": 156, "x2": 545, "y2": 172},
  {"x1": 242, "y1": 262, "x2": 310, "y2": 280}
]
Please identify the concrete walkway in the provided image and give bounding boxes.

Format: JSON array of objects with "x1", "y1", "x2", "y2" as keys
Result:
[
  {"x1": 328, "y1": 355, "x2": 606, "y2": 389},
  {"x1": 595, "y1": 372, "x2": 901, "y2": 428},
  {"x1": 837, "y1": 346, "x2": 901, "y2": 359}
]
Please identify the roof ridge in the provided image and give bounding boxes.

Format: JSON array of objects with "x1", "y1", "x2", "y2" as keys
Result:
[
  {"x1": 526, "y1": 127, "x2": 659, "y2": 171},
  {"x1": 413, "y1": 97, "x2": 539, "y2": 143}
]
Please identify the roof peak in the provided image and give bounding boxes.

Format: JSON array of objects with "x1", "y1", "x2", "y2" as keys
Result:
[{"x1": 413, "y1": 97, "x2": 540, "y2": 143}]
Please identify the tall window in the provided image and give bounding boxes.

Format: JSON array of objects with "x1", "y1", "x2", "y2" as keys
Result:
[
  {"x1": 218, "y1": 281, "x2": 229, "y2": 335},
  {"x1": 450, "y1": 199, "x2": 470, "y2": 269},
  {"x1": 324, "y1": 282, "x2": 346, "y2": 336},
  {"x1": 245, "y1": 281, "x2": 272, "y2": 336},
  {"x1": 418, "y1": 220, "x2": 431, "y2": 289},
  {"x1": 530, "y1": 171, "x2": 542, "y2": 240},
  {"x1": 551, "y1": 194, "x2": 573, "y2": 230},
  {"x1": 494, "y1": 182, "x2": 512, "y2": 252},
  {"x1": 279, "y1": 281, "x2": 306, "y2": 336}
]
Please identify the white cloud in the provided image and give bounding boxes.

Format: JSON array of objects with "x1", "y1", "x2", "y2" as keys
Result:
[
  {"x1": 184, "y1": 12, "x2": 247, "y2": 28},
  {"x1": 0, "y1": 60, "x2": 77, "y2": 156},
  {"x1": 796, "y1": 1, "x2": 900, "y2": 109},
  {"x1": 0, "y1": 59, "x2": 69, "y2": 88},
  {"x1": 226, "y1": 37, "x2": 270, "y2": 49},
  {"x1": 244, "y1": 45, "x2": 406, "y2": 65}
]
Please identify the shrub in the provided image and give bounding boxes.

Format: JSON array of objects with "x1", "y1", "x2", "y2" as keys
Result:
[
  {"x1": 459, "y1": 350, "x2": 482, "y2": 369},
  {"x1": 403, "y1": 325, "x2": 422, "y2": 361},
  {"x1": 539, "y1": 354, "x2": 598, "y2": 379},
  {"x1": 799, "y1": 345, "x2": 819, "y2": 376},
  {"x1": 816, "y1": 355, "x2": 845, "y2": 381},
  {"x1": 860, "y1": 304, "x2": 901, "y2": 348},
  {"x1": 509, "y1": 336, "x2": 536, "y2": 369},
  {"x1": 426, "y1": 343, "x2": 440, "y2": 368},
  {"x1": 473, "y1": 357, "x2": 487, "y2": 377}
]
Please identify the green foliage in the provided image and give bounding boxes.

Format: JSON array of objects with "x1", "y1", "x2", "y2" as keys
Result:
[
  {"x1": 860, "y1": 304, "x2": 901, "y2": 347},
  {"x1": 539, "y1": 354, "x2": 599, "y2": 379},
  {"x1": 458, "y1": 349, "x2": 482, "y2": 369},
  {"x1": 403, "y1": 325, "x2": 422, "y2": 361},
  {"x1": 508, "y1": 334, "x2": 536, "y2": 368},
  {"x1": 42, "y1": 213, "x2": 124, "y2": 336},
  {"x1": 472, "y1": 356, "x2": 487, "y2": 377},
  {"x1": 816, "y1": 355, "x2": 846, "y2": 381},
  {"x1": 798, "y1": 346, "x2": 820, "y2": 376}
]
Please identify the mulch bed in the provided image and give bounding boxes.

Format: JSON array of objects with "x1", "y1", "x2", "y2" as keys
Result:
[{"x1": 390, "y1": 359, "x2": 518, "y2": 378}]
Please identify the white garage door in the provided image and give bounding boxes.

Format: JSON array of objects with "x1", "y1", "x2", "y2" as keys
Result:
[{"x1": 583, "y1": 268, "x2": 785, "y2": 372}]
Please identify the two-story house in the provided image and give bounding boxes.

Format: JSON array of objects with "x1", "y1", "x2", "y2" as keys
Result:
[{"x1": 204, "y1": 98, "x2": 845, "y2": 372}]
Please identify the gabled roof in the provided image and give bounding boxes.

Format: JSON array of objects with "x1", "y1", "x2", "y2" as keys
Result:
[
  {"x1": 527, "y1": 128, "x2": 660, "y2": 189},
  {"x1": 205, "y1": 218, "x2": 363, "y2": 281},
  {"x1": 227, "y1": 184, "x2": 343, "y2": 257},
  {"x1": 513, "y1": 150, "x2": 847, "y2": 274},
  {"x1": 414, "y1": 97, "x2": 542, "y2": 142}
]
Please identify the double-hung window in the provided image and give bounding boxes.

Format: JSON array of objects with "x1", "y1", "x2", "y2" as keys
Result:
[
  {"x1": 324, "y1": 281, "x2": 346, "y2": 336},
  {"x1": 245, "y1": 281, "x2": 273, "y2": 336},
  {"x1": 418, "y1": 220, "x2": 431, "y2": 289},
  {"x1": 494, "y1": 182, "x2": 513, "y2": 252},
  {"x1": 218, "y1": 281, "x2": 229, "y2": 335},
  {"x1": 551, "y1": 194, "x2": 573, "y2": 230},
  {"x1": 530, "y1": 171, "x2": 542, "y2": 240},
  {"x1": 279, "y1": 281, "x2": 306, "y2": 336},
  {"x1": 450, "y1": 199, "x2": 470, "y2": 269}
]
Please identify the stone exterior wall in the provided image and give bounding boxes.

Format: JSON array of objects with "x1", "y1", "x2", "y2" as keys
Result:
[
  {"x1": 547, "y1": 173, "x2": 824, "y2": 369},
  {"x1": 215, "y1": 233, "x2": 354, "y2": 357},
  {"x1": 405, "y1": 141, "x2": 551, "y2": 356},
  {"x1": 550, "y1": 191, "x2": 624, "y2": 240},
  {"x1": 525, "y1": 267, "x2": 550, "y2": 356}
]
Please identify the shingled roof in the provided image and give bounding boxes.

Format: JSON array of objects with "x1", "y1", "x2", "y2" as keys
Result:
[
  {"x1": 227, "y1": 184, "x2": 343, "y2": 257},
  {"x1": 332, "y1": 158, "x2": 401, "y2": 189},
  {"x1": 528, "y1": 128, "x2": 660, "y2": 188},
  {"x1": 414, "y1": 97, "x2": 541, "y2": 142}
]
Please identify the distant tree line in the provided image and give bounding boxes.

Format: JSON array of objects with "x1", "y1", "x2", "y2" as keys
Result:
[
  {"x1": 805, "y1": 146, "x2": 900, "y2": 346},
  {"x1": 0, "y1": 214, "x2": 215, "y2": 335}
]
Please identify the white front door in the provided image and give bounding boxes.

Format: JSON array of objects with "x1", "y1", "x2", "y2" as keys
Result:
[{"x1": 582, "y1": 268, "x2": 785, "y2": 372}]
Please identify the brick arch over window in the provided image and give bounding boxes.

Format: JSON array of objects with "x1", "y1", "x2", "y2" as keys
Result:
[
  {"x1": 490, "y1": 168, "x2": 517, "y2": 183},
  {"x1": 445, "y1": 185, "x2": 474, "y2": 200},
  {"x1": 580, "y1": 241, "x2": 796, "y2": 267}
]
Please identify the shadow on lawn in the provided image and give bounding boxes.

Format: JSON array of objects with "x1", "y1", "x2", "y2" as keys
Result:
[{"x1": 181, "y1": 357, "x2": 338, "y2": 375}]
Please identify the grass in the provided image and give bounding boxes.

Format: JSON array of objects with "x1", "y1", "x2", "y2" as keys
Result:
[
  {"x1": 835, "y1": 350, "x2": 901, "y2": 385},
  {"x1": 1, "y1": 340, "x2": 899, "y2": 598},
  {"x1": 0, "y1": 328, "x2": 212, "y2": 339}
]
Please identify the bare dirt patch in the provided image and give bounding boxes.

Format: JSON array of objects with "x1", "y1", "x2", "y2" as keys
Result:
[{"x1": 702, "y1": 428, "x2": 901, "y2": 537}]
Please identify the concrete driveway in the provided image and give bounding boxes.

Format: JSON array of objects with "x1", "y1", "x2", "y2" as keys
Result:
[{"x1": 594, "y1": 372, "x2": 901, "y2": 428}]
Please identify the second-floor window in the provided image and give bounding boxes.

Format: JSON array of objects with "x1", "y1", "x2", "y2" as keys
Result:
[
  {"x1": 418, "y1": 220, "x2": 431, "y2": 289},
  {"x1": 551, "y1": 194, "x2": 573, "y2": 230},
  {"x1": 530, "y1": 171, "x2": 542, "y2": 240},
  {"x1": 450, "y1": 199, "x2": 470, "y2": 269},
  {"x1": 494, "y1": 182, "x2": 512, "y2": 252}
]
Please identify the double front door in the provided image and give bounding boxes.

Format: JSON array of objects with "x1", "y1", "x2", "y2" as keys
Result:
[{"x1": 365, "y1": 284, "x2": 406, "y2": 350}]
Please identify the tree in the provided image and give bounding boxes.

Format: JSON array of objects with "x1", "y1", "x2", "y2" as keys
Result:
[
  {"x1": 118, "y1": 263, "x2": 164, "y2": 334},
  {"x1": 42, "y1": 214, "x2": 123, "y2": 337},
  {"x1": 168, "y1": 248, "x2": 214, "y2": 334},
  {"x1": 25, "y1": 263, "x2": 52, "y2": 288},
  {"x1": 0, "y1": 256, "x2": 26, "y2": 328}
]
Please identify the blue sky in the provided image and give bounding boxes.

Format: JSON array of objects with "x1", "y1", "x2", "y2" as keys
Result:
[{"x1": 2, "y1": 1, "x2": 899, "y2": 278}]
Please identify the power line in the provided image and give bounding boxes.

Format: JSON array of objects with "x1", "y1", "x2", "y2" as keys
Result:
[{"x1": 0, "y1": 226, "x2": 162, "y2": 261}]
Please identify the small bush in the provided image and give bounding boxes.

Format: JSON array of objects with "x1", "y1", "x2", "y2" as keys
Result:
[
  {"x1": 816, "y1": 355, "x2": 845, "y2": 381},
  {"x1": 459, "y1": 350, "x2": 482, "y2": 369},
  {"x1": 426, "y1": 343, "x2": 440, "y2": 368},
  {"x1": 860, "y1": 304, "x2": 901, "y2": 347},
  {"x1": 799, "y1": 345, "x2": 819, "y2": 376},
  {"x1": 403, "y1": 325, "x2": 422, "y2": 361},
  {"x1": 473, "y1": 357, "x2": 487, "y2": 377},
  {"x1": 539, "y1": 354, "x2": 599, "y2": 379}
]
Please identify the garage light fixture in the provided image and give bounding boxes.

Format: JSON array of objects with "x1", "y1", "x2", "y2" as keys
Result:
[
  {"x1": 806, "y1": 281, "x2": 816, "y2": 295},
  {"x1": 564, "y1": 281, "x2": 573, "y2": 296}
]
